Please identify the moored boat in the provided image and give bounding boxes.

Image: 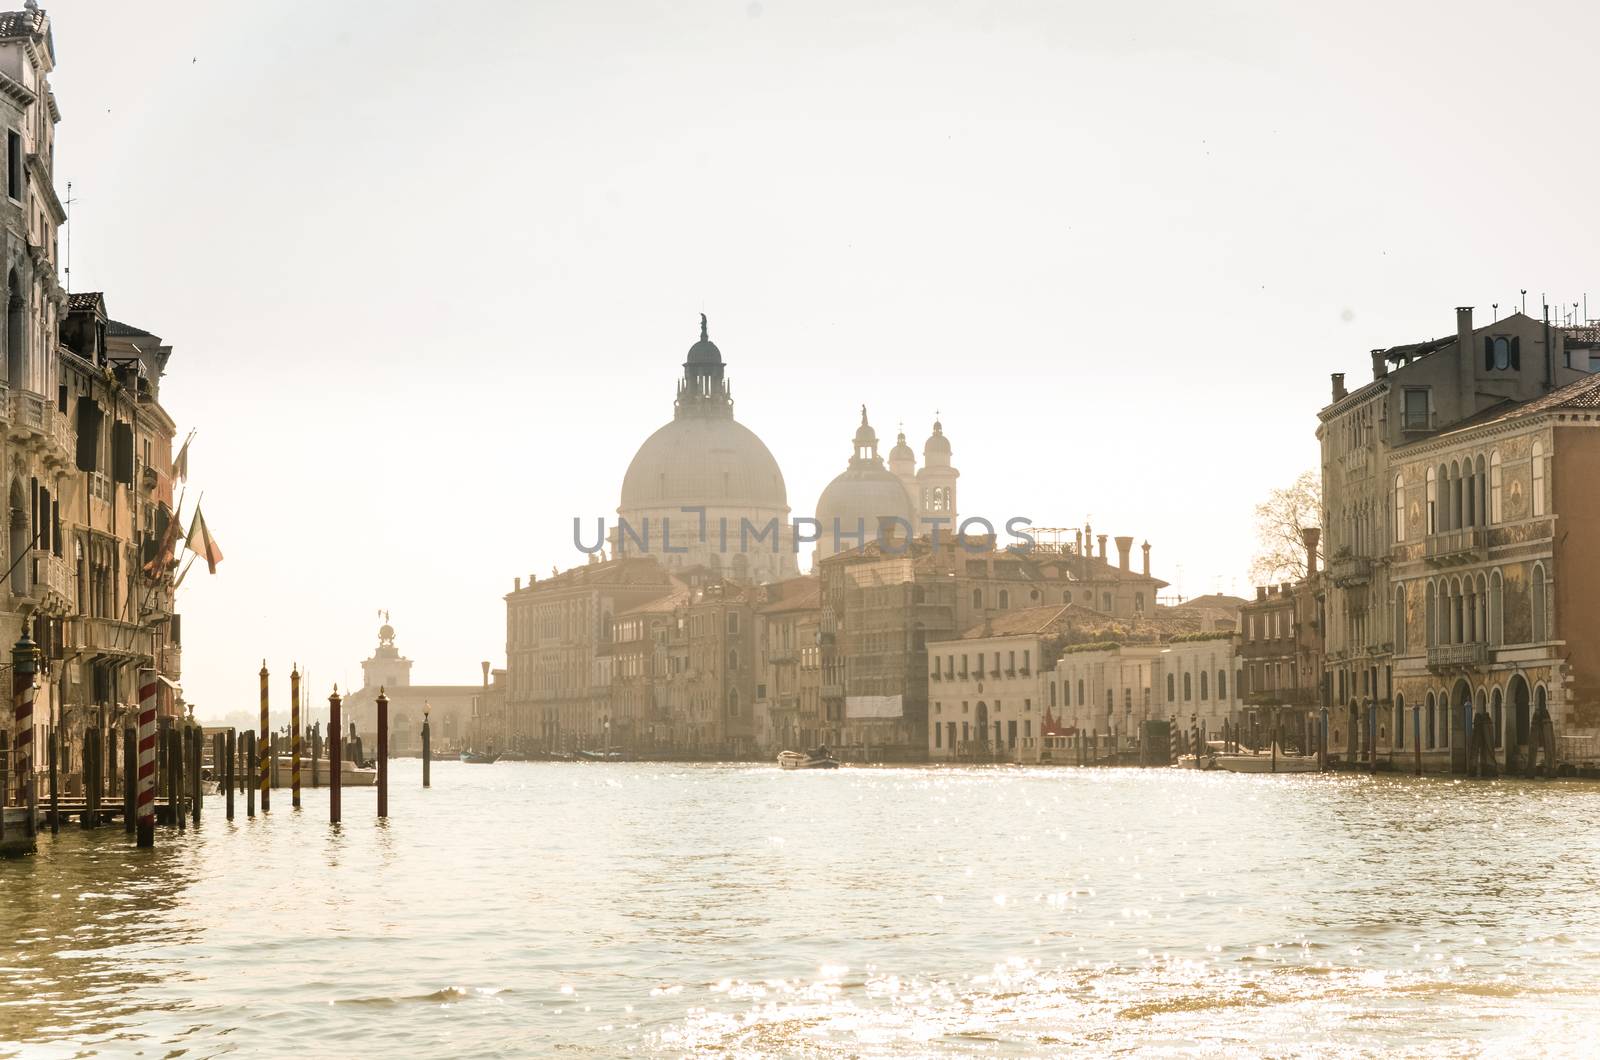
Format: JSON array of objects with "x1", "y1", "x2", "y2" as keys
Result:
[
  {"x1": 778, "y1": 747, "x2": 840, "y2": 770},
  {"x1": 1212, "y1": 749, "x2": 1319, "y2": 774},
  {"x1": 460, "y1": 750, "x2": 499, "y2": 764},
  {"x1": 272, "y1": 756, "x2": 377, "y2": 786}
]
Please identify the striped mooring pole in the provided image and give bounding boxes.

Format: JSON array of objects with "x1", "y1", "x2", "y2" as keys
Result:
[
  {"x1": 290, "y1": 665, "x2": 302, "y2": 810},
  {"x1": 136, "y1": 668, "x2": 158, "y2": 847},
  {"x1": 12, "y1": 633, "x2": 37, "y2": 839},
  {"x1": 258, "y1": 662, "x2": 270, "y2": 813}
]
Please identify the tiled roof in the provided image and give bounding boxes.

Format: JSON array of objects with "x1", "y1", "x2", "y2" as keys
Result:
[
  {"x1": 759, "y1": 575, "x2": 820, "y2": 614},
  {"x1": 67, "y1": 291, "x2": 104, "y2": 312},
  {"x1": 0, "y1": 9, "x2": 46, "y2": 38},
  {"x1": 106, "y1": 318, "x2": 153, "y2": 337},
  {"x1": 1429, "y1": 372, "x2": 1600, "y2": 441}
]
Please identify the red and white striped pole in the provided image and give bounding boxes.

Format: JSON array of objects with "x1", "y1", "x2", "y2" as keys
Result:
[
  {"x1": 12, "y1": 632, "x2": 37, "y2": 838},
  {"x1": 136, "y1": 667, "x2": 158, "y2": 847}
]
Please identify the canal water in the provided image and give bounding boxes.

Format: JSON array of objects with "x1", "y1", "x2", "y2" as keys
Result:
[{"x1": 3, "y1": 762, "x2": 1599, "y2": 1056}]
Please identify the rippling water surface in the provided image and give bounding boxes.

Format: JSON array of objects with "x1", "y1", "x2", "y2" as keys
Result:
[{"x1": 4, "y1": 762, "x2": 1600, "y2": 1056}]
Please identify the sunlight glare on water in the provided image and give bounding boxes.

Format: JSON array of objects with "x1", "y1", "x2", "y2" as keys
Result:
[{"x1": 3, "y1": 761, "x2": 1600, "y2": 1056}]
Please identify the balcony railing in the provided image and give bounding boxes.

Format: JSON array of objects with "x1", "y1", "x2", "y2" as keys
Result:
[
  {"x1": 1329, "y1": 554, "x2": 1373, "y2": 587},
  {"x1": 29, "y1": 552, "x2": 70, "y2": 604},
  {"x1": 1425, "y1": 527, "x2": 1487, "y2": 566},
  {"x1": 1427, "y1": 642, "x2": 1488, "y2": 672},
  {"x1": 1245, "y1": 687, "x2": 1318, "y2": 708}
]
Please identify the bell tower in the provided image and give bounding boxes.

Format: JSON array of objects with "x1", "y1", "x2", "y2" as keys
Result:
[{"x1": 361, "y1": 613, "x2": 414, "y2": 691}]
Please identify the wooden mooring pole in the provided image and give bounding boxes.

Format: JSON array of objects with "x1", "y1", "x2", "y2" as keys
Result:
[
  {"x1": 376, "y1": 688, "x2": 388, "y2": 820},
  {"x1": 258, "y1": 663, "x2": 270, "y2": 813},
  {"x1": 328, "y1": 689, "x2": 342, "y2": 825},
  {"x1": 13, "y1": 633, "x2": 37, "y2": 841},
  {"x1": 422, "y1": 710, "x2": 431, "y2": 788},
  {"x1": 123, "y1": 725, "x2": 135, "y2": 834},
  {"x1": 226, "y1": 729, "x2": 236, "y2": 820},
  {"x1": 291, "y1": 666, "x2": 302, "y2": 809},
  {"x1": 48, "y1": 727, "x2": 59, "y2": 835},
  {"x1": 245, "y1": 730, "x2": 256, "y2": 817},
  {"x1": 311, "y1": 722, "x2": 321, "y2": 789}
]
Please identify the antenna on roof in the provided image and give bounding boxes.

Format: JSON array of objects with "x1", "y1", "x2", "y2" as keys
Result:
[
  {"x1": 63, "y1": 179, "x2": 75, "y2": 292},
  {"x1": 1492, "y1": 303, "x2": 1499, "y2": 321},
  {"x1": 1521, "y1": 289, "x2": 1528, "y2": 315}
]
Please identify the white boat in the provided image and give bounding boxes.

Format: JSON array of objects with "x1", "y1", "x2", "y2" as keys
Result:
[
  {"x1": 1212, "y1": 747, "x2": 1319, "y2": 774},
  {"x1": 1175, "y1": 753, "x2": 1217, "y2": 770},
  {"x1": 778, "y1": 749, "x2": 840, "y2": 770},
  {"x1": 273, "y1": 756, "x2": 378, "y2": 786}
]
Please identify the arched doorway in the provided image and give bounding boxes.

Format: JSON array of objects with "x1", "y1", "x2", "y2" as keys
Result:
[
  {"x1": 1491, "y1": 687, "x2": 1503, "y2": 753},
  {"x1": 974, "y1": 702, "x2": 988, "y2": 749},
  {"x1": 1346, "y1": 701, "x2": 1360, "y2": 762},
  {"x1": 1450, "y1": 679, "x2": 1471, "y2": 764},
  {"x1": 1507, "y1": 675, "x2": 1530, "y2": 773}
]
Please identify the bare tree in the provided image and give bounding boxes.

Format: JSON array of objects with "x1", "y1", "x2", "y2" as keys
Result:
[{"x1": 1249, "y1": 470, "x2": 1322, "y2": 585}]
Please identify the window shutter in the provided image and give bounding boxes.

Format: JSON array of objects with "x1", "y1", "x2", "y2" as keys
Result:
[
  {"x1": 1510, "y1": 336, "x2": 1521, "y2": 370},
  {"x1": 112, "y1": 421, "x2": 135, "y2": 484},
  {"x1": 74, "y1": 397, "x2": 103, "y2": 472},
  {"x1": 1484, "y1": 336, "x2": 1494, "y2": 371}
]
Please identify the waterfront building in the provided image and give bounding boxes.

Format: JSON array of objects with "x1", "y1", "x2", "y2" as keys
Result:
[
  {"x1": 343, "y1": 620, "x2": 491, "y2": 755},
  {"x1": 614, "y1": 317, "x2": 795, "y2": 582},
  {"x1": 1238, "y1": 532, "x2": 1326, "y2": 751},
  {"x1": 823, "y1": 529, "x2": 1167, "y2": 759},
  {"x1": 503, "y1": 555, "x2": 678, "y2": 752},
  {"x1": 1379, "y1": 371, "x2": 1600, "y2": 772},
  {"x1": 610, "y1": 586, "x2": 687, "y2": 753},
  {"x1": 0, "y1": 9, "x2": 186, "y2": 798},
  {"x1": 753, "y1": 574, "x2": 822, "y2": 753},
  {"x1": 1318, "y1": 306, "x2": 1591, "y2": 768},
  {"x1": 925, "y1": 606, "x2": 1064, "y2": 761}
]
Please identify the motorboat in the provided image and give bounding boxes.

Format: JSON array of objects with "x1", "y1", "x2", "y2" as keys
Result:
[
  {"x1": 495, "y1": 750, "x2": 530, "y2": 762},
  {"x1": 271, "y1": 755, "x2": 377, "y2": 785},
  {"x1": 460, "y1": 750, "x2": 499, "y2": 764},
  {"x1": 778, "y1": 748, "x2": 840, "y2": 770},
  {"x1": 1212, "y1": 746, "x2": 1319, "y2": 774}
]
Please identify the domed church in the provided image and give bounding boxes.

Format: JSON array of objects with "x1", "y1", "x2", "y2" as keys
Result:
[
  {"x1": 616, "y1": 316, "x2": 797, "y2": 582},
  {"x1": 814, "y1": 408, "x2": 960, "y2": 561}
]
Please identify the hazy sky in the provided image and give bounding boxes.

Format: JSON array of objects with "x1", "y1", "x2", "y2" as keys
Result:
[{"x1": 48, "y1": 0, "x2": 1600, "y2": 721}]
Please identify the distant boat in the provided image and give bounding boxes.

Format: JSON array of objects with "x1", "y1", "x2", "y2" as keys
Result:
[
  {"x1": 574, "y1": 749, "x2": 624, "y2": 761},
  {"x1": 459, "y1": 750, "x2": 499, "y2": 764},
  {"x1": 778, "y1": 748, "x2": 840, "y2": 770},
  {"x1": 272, "y1": 756, "x2": 377, "y2": 786},
  {"x1": 495, "y1": 750, "x2": 530, "y2": 762},
  {"x1": 1213, "y1": 748, "x2": 1319, "y2": 774}
]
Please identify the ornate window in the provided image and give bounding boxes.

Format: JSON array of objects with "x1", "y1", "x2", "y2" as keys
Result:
[
  {"x1": 1394, "y1": 584, "x2": 1407, "y2": 654},
  {"x1": 1489, "y1": 450, "x2": 1502, "y2": 523},
  {"x1": 1532, "y1": 441, "x2": 1546, "y2": 517},
  {"x1": 1425, "y1": 467, "x2": 1437, "y2": 534},
  {"x1": 1394, "y1": 474, "x2": 1405, "y2": 542},
  {"x1": 1532, "y1": 562, "x2": 1548, "y2": 643}
]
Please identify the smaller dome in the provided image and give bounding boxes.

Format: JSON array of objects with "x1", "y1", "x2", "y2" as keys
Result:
[
  {"x1": 889, "y1": 429, "x2": 914, "y2": 464},
  {"x1": 924, "y1": 418, "x2": 951, "y2": 465},
  {"x1": 853, "y1": 405, "x2": 877, "y2": 451},
  {"x1": 686, "y1": 313, "x2": 722, "y2": 365}
]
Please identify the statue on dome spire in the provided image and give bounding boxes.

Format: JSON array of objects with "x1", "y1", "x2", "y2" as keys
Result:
[{"x1": 700, "y1": 313, "x2": 708, "y2": 342}]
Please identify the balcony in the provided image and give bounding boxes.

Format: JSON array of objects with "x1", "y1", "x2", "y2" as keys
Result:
[
  {"x1": 929, "y1": 670, "x2": 942, "y2": 682},
  {"x1": 1329, "y1": 554, "x2": 1373, "y2": 587},
  {"x1": 8, "y1": 388, "x2": 48, "y2": 441},
  {"x1": 1427, "y1": 642, "x2": 1488, "y2": 672},
  {"x1": 1425, "y1": 527, "x2": 1487, "y2": 567},
  {"x1": 28, "y1": 552, "x2": 70, "y2": 605}
]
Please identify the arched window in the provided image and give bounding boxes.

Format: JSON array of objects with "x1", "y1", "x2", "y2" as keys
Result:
[
  {"x1": 1425, "y1": 581, "x2": 1437, "y2": 648},
  {"x1": 1532, "y1": 441, "x2": 1546, "y2": 517},
  {"x1": 1183, "y1": 672, "x2": 1192, "y2": 701},
  {"x1": 1449, "y1": 460, "x2": 1462, "y2": 531},
  {"x1": 1394, "y1": 473, "x2": 1405, "y2": 542},
  {"x1": 726, "y1": 688, "x2": 739, "y2": 717},
  {"x1": 1489, "y1": 569, "x2": 1503, "y2": 645},
  {"x1": 1532, "y1": 562, "x2": 1548, "y2": 643},
  {"x1": 727, "y1": 648, "x2": 739, "y2": 671},
  {"x1": 1078, "y1": 679, "x2": 1086, "y2": 705},
  {"x1": 1049, "y1": 682, "x2": 1057, "y2": 708},
  {"x1": 998, "y1": 589, "x2": 1010, "y2": 609},
  {"x1": 1425, "y1": 467, "x2": 1437, "y2": 534},
  {"x1": 1394, "y1": 584, "x2": 1407, "y2": 654},
  {"x1": 1135, "y1": 591, "x2": 1146, "y2": 613},
  {"x1": 1101, "y1": 591, "x2": 1112, "y2": 611},
  {"x1": 1492, "y1": 336, "x2": 1511, "y2": 370},
  {"x1": 972, "y1": 588, "x2": 982, "y2": 608},
  {"x1": 1063, "y1": 590, "x2": 1073, "y2": 604},
  {"x1": 1200, "y1": 671, "x2": 1209, "y2": 700},
  {"x1": 1489, "y1": 450, "x2": 1503, "y2": 523},
  {"x1": 1217, "y1": 670, "x2": 1227, "y2": 700},
  {"x1": 1166, "y1": 674, "x2": 1175, "y2": 702},
  {"x1": 1105, "y1": 689, "x2": 1113, "y2": 712},
  {"x1": 1425, "y1": 692, "x2": 1436, "y2": 749},
  {"x1": 1395, "y1": 694, "x2": 1405, "y2": 749},
  {"x1": 1491, "y1": 686, "x2": 1503, "y2": 747},
  {"x1": 1475, "y1": 454, "x2": 1487, "y2": 526}
]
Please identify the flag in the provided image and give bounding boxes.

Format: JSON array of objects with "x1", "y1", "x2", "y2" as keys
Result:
[
  {"x1": 186, "y1": 505, "x2": 224, "y2": 574},
  {"x1": 173, "y1": 430, "x2": 194, "y2": 482}
]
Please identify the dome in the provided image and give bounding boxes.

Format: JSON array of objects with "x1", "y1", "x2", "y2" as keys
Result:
[
  {"x1": 816, "y1": 465, "x2": 916, "y2": 550},
  {"x1": 686, "y1": 313, "x2": 722, "y2": 365},
  {"x1": 379, "y1": 623, "x2": 395, "y2": 642},
  {"x1": 620, "y1": 416, "x2": 788, "y2": 511},
  {"x1": 889, "y1": 430, "x2": 915, "y2": 465},
  {"x1": 852, "y1": 405, "x2": 877, "y2": 450},
  {"x1": 923, "y1": 418, "x2": 951, "y2": 465}
]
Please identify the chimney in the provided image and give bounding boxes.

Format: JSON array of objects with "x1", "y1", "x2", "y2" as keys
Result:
[
  {"x1": 1256, "y1": 586, "x2": 1267, "y2": 601},
  {"x1": 1096, "y1": 534, "x2": 1108, "y2": 561},
  {"x1": 1300, "y1": 526, "x2": 1321, "y2": 577},
  {"x1": 1141, "y1": 540, "x2": 1151, "y2": 576},
  {"x1": 1456, "y1": 306, "x2": 1476, "y2": 414},
  {"x1": 514, "y1": 576, "x2": 522, "y2": 591},
  {"x1": 481, "y1": 660, "x2": 491, "y2": 686},
  {"x1": 1075, "y1": 529, "x2": 1083, "y2": 555},
  {"x1": 1371, "y1": 348, "x2": 1388, "y2": 380},
  {"x1": 1115, "y1": 535, "x2": 1133, "y2": 571},
  {"x1": 1331, "y1": 372, "x2": 1347, "y2": 401},
  {"x1": 1085, "y1": 523, "x2": 1094, "y2": 555}
]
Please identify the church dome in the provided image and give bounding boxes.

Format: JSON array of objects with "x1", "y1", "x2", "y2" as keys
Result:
[
  {"x1": 816, "y1": 408, "x2": 915, "y2": 556},
  {"x1": 923, "y1": 418, "x2": 952, "y2": 466},
  {"x1": 889, "y1": 430, "x2": 915, "y2": 466},
  {"x1": 621, "y1": 416, "x2": 788, "y2": 510},
  {"x1": 686, "y1": 313, "x2": 722, "y2": 365}
]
